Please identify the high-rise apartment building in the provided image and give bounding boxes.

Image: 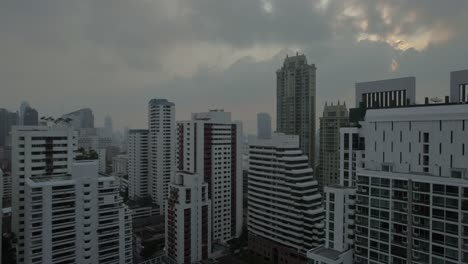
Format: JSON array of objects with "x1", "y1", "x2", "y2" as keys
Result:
[
  {"x1": 317, "y1": 102, "x2": 349, "y2": 188},
  {"x1": 11, "y1": 125, "x2": 77, "y2": 263},
  {"x1": 257, "y1": 112, "x2": 272, "y2": 139},
  {"x1": 148, "y1": 99, "x2": 176, "y2": 206},
  {"x1": 166, "y1": 171, "x2": 211, "y2": 264},
  {"x1": 62, "y1": 108, "x2": 95, "y2": 130},
  {"x1": 276, "y1": 53, "x2": 316, "y2": 167},
  {"x1": 177, "y1": 110, "x2": 243, "y2": 242},
  {"x1": 23, "y1": 160, "x2": 132, "y2": 264},
  {"x1": 248, "y1": 133, "x2": 324, "y2": 264},
  {"x1": 353, "y1": 100, "x2": 468, "y2": 263},
  {"x1": 340, "y1": 77, "x2": 416, "y2": 187},
  {"x1": 128, "y1": 129, "x2": 149, "y2": 200},
  {"x1": 307, "y1": 186, "x2": 355, "y2": 264}
]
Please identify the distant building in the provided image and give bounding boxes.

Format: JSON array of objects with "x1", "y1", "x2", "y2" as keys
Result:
[
  {"x1": 23, "y1": 161, "x2": 133, "y2": 264},
  {"x1": 276, "y1": 53, "x2": 317, "y2": 167},
  {"x1": 113, "y1": 154, "x2": 128, "y2": 177},
  {"x1": 257, "y1": 112, "x2": 272, "y2": 139},
  {"x1": 2, "y1": 171, "x2": 12, "y2": 206},
  {"x1": 148, "y1": 99, "x2": 176, "y2": 206},
  {"x1": 128, "y1": 129, "x2": 149, "y2": 200},
  {"x1": 166, "y1": 172, "x2": 211, "y2": 264},
  {"x1": 450, "y1": 69, "x2": 468, "y2": 103},
  {"x1": 317, "y1": 102, "x2": 349, "y2": 188},
  {"x1": 0, "y1": 108, "x2": 18, "y2": 147},
  {"x1": 98, "y1": 148, "x2": 107, "y2": 173},
  {"x1": 23, "y1": 106, "x2": 38, "y2": 126},
  {"x1": 177, "y1": 110, "x2": 243, "y2": 242},
  {"x1": 62, "y1": 108, "x2": 95, "y2": 129},
  {"x1": 248, "y1": 133, "x2": 324, "y2": 264},
  {"x1": 104, "y1": 115, "x2": 113, "y2": 137}
]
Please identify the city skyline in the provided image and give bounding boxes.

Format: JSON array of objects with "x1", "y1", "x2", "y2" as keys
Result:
[{"x1": 2, "y1": 1, "x2": 468, "y2": 133}]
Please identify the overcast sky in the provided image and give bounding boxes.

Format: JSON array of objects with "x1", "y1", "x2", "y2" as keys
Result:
[{"x1": 1, "y1": 0, "x2": 468, "y2": 133}]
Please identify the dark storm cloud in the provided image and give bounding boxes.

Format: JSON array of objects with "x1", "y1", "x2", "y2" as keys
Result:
[{"x1": 1, "y1": 0, "x2": 467, "y2": 132}]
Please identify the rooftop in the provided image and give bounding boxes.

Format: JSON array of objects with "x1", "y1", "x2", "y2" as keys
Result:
[{"x1": 308, "y1": 246, "x2": 342, "y2": 260}]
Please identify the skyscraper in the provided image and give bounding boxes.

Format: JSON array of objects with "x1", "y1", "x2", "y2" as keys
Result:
[
  {"x1": 19, "y1": 101, "x2": 30, "y2": 126},
  {"x1": 62, "y1": 108, "x2": 95, "y2": 130},
  {"x1": 148, "y1": 99, "x2": 176, "y2": 206},
  {"x1": 276, "y1": 53, "x2": 317, "y2": 167},
  {"x1": 166, "y1": 171, "x2": 212, "y2": 263},
  {"x1": 23, "y1": 106, "x2": 39, "y2": 126},
  {"x1": 257, "y1": 112, "x2": 272, "y2": 139},
  {"x1": 0, "y1": 108, "x2": 18, "y2": 147},
  {"x1": 23, "y1": 160, "x2": 133, "y2": 264},
  {"x1": 104, "y1": 115, "x2": 113, "y2": 137},
  {"x1": 248, "y1": 133, "x2": 324, "y2": 264},
  {"x1": 177, "y1": 110, "x2": 243, "y2": 242},
  {"x1": 317, "y1": 102, "x2": 349, "y2": 188},
  {"x1": 128, "y1": 129, "x2": 149, "y2": 200},
  {"x1": 11, "y1": 124, "x2": 78, "y2": 263}
]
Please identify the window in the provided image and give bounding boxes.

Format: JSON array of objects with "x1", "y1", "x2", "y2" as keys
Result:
[
  {"x1": 440, "y1": 120, "x2": 442, "y2": 131},
  {"x1": 451, "y1": 131, "x2": 453, "y2": 143},
  {"x1": 423, "y1": 132, "x2": 429, "y2": 143}
]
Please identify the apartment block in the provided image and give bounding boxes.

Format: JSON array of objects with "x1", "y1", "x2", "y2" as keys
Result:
[
  {"x1": 23, "y1": 161, "x2": 132, "y2": 264},
  {"x1": 248, "y1": 133, "x2": 324, "y2": 264},
  {"x1": 177, "y1": 110, "x2": 243, "y2": 242},
  {"x1": 128, "y1": 129, "x2": 149, "y2": 200},
  {"x1": 148, "y1": 99, "x2": 176, "y2": 206},
  {"x1": 166, "y1": 172, "x2": 211, "y2": 264}
]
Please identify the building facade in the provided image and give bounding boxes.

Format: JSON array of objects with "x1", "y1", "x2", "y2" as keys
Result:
[
  {"x1": 339, "y1": 127, "x2": 365, "y2": 188},
  {"x1": 257, "y1": 112, "x2": 272, "y2": 139},
  {"x1": 166, "y1": 172, "x2": 211, "y2": 264},
  {"x1": 11, "y1": 125, "x2": 77, "y2": 263},
  {"x1": 177, "y1": 110, "x2": 243, "y2": 242},
  {"x1": 23, "y1": 160, "x2": 132, "y2": 264},
  {"x1": 148, "y1": 99, "x2": 176, "y2": 206},
  {"x1": 317, "y1": 102, "x2": 349, "y2": 188},
  {"x1": 354, "y1": 102, "x2": 468, "y2": 264},
  {"x1": 248, "y1": 133, "x2": 324, "y2": 264},
  {"x1": 128, "y1": 129, "x2": 149, "y2": 200},
  {"x1": 62, "y1": 108, "x2": 95, "y2": 130},
  {"x1": 276, "y1": 54, "x2": 317, "y2": 167}
]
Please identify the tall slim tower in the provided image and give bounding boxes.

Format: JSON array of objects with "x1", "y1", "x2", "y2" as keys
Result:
[
  {"x1": 104, "y1": 115, "x2": 113, "y2": 137},
  {"x1": 276, "y1": 53, "x2": 317, "y2": 167},
  {"x1": 177, "y1": 110, "x2": 243, "y2": 242},
  {"x1": 317, "y1": 102, "x2": 349, "y2": 188},
  {"x1": 128, "y1": 129, "x2": 149, "y2": 200},
  {"x1": 257, "y1": 112, "x2": 272, "y2": 139},
  {"x1": 148, "y1": 99, "x2": 176, "y2": 206}
]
